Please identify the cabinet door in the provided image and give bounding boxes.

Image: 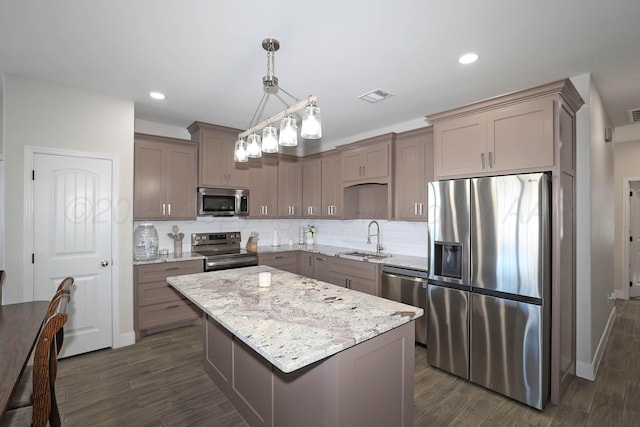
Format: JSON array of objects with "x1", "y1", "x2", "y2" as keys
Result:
[
  {"x1": 302, "y1": 158, "x2": 322, "y2": 217},
  {"x1": 165, "y1": 143, "x2": 197, "y2": 219},
  {"x1": 277, "y1": 158, "x2": 302, "y2": 217},
  {"x1": 362, "y1": 143, "x2": 390, "y2": 180},
  {"x1": 198, "y1": 126, "x2": 249, "y2": 188},
  {"x1": 313, "y1": 254, "x2": 334, "y2": 283},
  {"x1": 249, "y1": 157, "x2": 278, "y2": 217},
  {"x1": 299, "y1": 252, "x2": 314, "y2": 278},
  {"x1": 487, "y1": 97, "x2": 554, "y2": 172},
  {"x1": 434, "y1": 113, "x2": 487, "y2": 178},
  {"x1": 394, "y1": 128, "x2": 434, "y2": 221},
  {"x1": 341, "y1": 150, "x2": 364, "y2": 182},
  {"x1": 321, "y1": 153, "x2": 342, "y2": 218},
  {"x1": 134, "y1": 141, "x2": 165, "y2": 219}
]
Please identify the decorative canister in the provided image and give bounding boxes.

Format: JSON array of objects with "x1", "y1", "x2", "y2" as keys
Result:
[{"x1": 133, "y1": 224, "x2": 159, "y2": 261}]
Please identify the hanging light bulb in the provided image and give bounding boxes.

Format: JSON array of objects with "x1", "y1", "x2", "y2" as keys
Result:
[
  {"x1": 279, "y1": 115, "x2": 298, "y2": 146},
  {"x1": 246, "y1": 133, "x2": 262, "y2": 158},
  {"x1": 262, "y1": 124, "x2": 279, "y2": 153},
  {"x1": 300, "y1": 101, "x2": 322, "y2": 139},
  {"x1": 234, "y1": 138, "x2": 248, "y2": 162}
]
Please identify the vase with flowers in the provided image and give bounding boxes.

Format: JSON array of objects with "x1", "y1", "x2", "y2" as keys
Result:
[{"x1": 305, "y1": 224, "x2": 316, "y2": 245}]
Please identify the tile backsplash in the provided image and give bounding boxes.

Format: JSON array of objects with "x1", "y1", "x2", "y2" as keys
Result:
[{"x1": 135, "y1": 217, "x2": 429, "y2": 258}]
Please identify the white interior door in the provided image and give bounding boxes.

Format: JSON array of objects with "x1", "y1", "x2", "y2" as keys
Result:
[
  {"x1": 629, "y1": 182, "x2": 640, "y2": 298},
  {"x1": 33, "y1": 153, "x2": 113, "y2": 357}
]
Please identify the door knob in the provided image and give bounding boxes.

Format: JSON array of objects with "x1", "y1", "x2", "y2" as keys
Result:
[{"x1": 100, "y1": 260, "x2": 110, "y2": 267}]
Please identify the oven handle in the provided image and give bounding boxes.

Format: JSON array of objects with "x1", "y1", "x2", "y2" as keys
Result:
[{"x1": 205, "y1": 256, "x2": 259, "y2": 270}]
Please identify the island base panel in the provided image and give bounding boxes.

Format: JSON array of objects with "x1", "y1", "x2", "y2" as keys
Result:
[{"x1": 204, "y1": 316, "x2": 415, "y2": 427}]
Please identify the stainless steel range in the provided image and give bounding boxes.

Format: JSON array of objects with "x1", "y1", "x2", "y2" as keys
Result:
[{"x1": 191, "y1": 231, "x2": 258, "y2": 271}]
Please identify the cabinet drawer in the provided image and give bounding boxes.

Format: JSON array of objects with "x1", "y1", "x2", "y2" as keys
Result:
[
  {"x1": 259, "y1": 252, "x2": 299, "y2": 274},
  {"x1": 136, "y1": 260, "x2": 203, "y2": 283},
  {"x1": 137, "y1": 299, "x2": 200, "y2": 331},
  {"x1": 331, "y1": 257, "x2": 378, "y2": 280},
  {"x1": 137, "y1": 280, "x2": 186, "y2": 306}
]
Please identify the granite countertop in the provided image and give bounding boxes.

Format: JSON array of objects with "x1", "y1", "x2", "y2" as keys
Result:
[
  {"x1": 134, "y1": 245, "x2": 428, "y2": 272},
  {"x1": 257, "y1": 244, "x2": 428, "y2": 271},
  {"x1": 133, "y1": 251, "x2": 204, "y2": 266},
  {"x1": 167, "y1": 265, "x2": 424, "y2": 373}
]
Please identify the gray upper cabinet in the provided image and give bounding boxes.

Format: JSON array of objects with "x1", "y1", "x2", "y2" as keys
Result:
[
  {"x1": 278, "y1": 157, "x2": 303, "y2": 217},
  {"x1": 393, "y1": 127, "x2": 434, "y2": 221},
  {"x1": 134, "y1": 133, "x2": 197, "y2": 220},
  {"x1": 302, "y1": 157, "x2": 322, "y2": 218},
  {"x1": 341, "y1": 134, "x2": 393, "y2": 184},
  {"x1": 188, "y1": 121, "x2": 249, "y2": 188},
  {"x1": 321, "y1": 151, "x2": 342, "y2": 218}
]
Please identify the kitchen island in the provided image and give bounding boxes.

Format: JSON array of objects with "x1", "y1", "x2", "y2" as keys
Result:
[{"x1": 167, "y1": 265, "x2": 422, "y2": 427}]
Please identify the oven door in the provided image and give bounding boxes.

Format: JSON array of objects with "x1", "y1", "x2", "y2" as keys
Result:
[{"x1": 205, "y1": 254, "x2": 259, "y2": 271}]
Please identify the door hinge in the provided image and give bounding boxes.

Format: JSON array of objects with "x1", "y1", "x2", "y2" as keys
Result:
[
  {"x1": 32, "y1": 253, "x2": 35, "y2": 264},
  {"x1": 631, "y1": 236, "x2": 634, "y2": 242},
  {"x1": 631, "y1": 281, "x2": 633, "y2": 287},
  {"x1": 32, "y1": 170, "x2": 35, "y2": 180},
  {"x1": 631, "y1": 191, "x2": 634, "y2": 197}
]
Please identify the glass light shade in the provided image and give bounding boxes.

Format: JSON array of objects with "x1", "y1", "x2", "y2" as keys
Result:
[
  {"x1": 300, "y1": 103, "x2": 322, "y2": 139},
  {"x1": 279, "y1": 115, "x2": 298, "y2": 146},
  {"x1": 261, "y1": 124, "x2": 279, "y2": 153},
  {"x1": 246, "y1": 133, "x2": 262, "y2": 158},
  {"x1": 233, "y1": 138, "x2": 248, "y2": 162}
]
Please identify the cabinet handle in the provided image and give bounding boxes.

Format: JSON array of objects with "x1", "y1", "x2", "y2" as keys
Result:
[
  {"x1": 308, "y1": 257, "x2": 312, "y2": 266},
  {"x1": 167, "y1": 203, "x2": 171, "y2": 216},
  {"x1": 419, "y1": 203, "x2": 424, "y2": 216},
  {"x1": 166, "y1": 305, "x2": 179, "y2": 309},
  {"x1": 165, "y1": 266, "x2": 179, "y2": 271},
  {"x1": 480, "y1": 153, "x2": 485, "y2": 169},
  {"x1": 414, "y1": 203, "x2": 418, "y2": 216},
  {"x1": 162, "y1": 203, "x2": 166, "y2": 216},
  {"x1": 488, "y1": 151, "x2": 493, "y2": 168}
]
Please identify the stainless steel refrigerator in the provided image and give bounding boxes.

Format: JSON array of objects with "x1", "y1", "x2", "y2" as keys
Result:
[{"x1": 427, "y1": 173, "x2": 550, "y2": 410}]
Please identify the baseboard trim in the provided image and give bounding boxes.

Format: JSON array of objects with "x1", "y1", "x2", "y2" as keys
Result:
[
  {"x1": 115, "y1": 330, "x2": 136, "y2": 349},
  {"x1": 576, "y1": 306, "x2": 616, "y2": 380}
]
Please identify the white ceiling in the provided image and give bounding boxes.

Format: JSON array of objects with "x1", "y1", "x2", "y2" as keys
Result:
[{"x1": 1, "y1": 0, "x2": 640, "y2": 154}]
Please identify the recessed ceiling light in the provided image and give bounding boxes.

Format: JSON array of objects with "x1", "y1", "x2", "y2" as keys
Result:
[
  {"x1": 150, "y1": 91, "x2": 165, "y2": 100},
  {"x1": 458, "y1": 53, "x2": 479, "y2": 65}
]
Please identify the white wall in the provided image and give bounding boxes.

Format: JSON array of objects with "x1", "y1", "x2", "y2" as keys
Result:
[
  {"x1": 2, "y1": 74, "x2": 135, "y2": 347},
  {"x1": 613, "y1": 123, "x2": 640, "y2": 301},
  {"x1": 572, "y1": 74, "x2": 616, "y2": 380}
]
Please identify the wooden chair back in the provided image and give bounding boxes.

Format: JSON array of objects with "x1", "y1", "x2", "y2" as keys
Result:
[{"x1": 31, "y1": 293, "x2": 70, "y2": 427}]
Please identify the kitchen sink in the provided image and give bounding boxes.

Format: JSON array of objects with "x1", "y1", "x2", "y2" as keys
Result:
[{"x1": 338, "y1": 251, "x2": 392, "y2": 260}]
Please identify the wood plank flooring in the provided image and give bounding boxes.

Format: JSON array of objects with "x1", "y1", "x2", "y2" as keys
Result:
[{"x1": 2, "y1": 298, "x2": 638, "y2": 426}]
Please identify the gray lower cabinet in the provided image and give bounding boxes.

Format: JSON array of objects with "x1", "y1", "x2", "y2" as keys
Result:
[
  {"x1": 329, "y1": 256, "x2": 380, "y2": 296},
  {"x1": 203, "y1": 314, "x2": 415, "y2": 427},
  {"x1": 298, "y1": 252, "x2": 314, "y2": 278},
  {"x1": 313, "y1": 254, "x2": 334, "y2": 283},
  {"x1": 134, "y1": 260, "x2": 203, "y2": 339},
  {"x1": 259, "y1": 252, "x2": 299, "y2": 274}
]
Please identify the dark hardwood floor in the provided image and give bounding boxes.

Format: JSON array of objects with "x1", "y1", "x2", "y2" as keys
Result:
[{"x1": 3, "y1": 298, "x2": 638, "y2": 426}]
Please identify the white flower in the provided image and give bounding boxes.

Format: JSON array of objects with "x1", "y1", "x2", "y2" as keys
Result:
[{"x1": 305, "y1": 225, "x2": 316, "y2": 238}]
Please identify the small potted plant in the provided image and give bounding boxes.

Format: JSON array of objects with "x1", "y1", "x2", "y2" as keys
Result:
[{"x1": 305, "y1": 225, "x2": 316, "y2": 245}]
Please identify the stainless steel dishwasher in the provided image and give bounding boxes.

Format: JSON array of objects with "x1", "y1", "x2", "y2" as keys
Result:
[{"x1": 380, "y1": 265, "x2": 428, "y2": 346}]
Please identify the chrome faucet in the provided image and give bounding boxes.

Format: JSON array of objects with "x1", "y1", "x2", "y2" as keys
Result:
[{"x1": 367, "y1": 220, "x2": 383, "y2": 254}]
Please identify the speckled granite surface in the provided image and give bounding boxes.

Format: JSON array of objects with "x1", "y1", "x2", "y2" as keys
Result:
[
  {"x1": 258, "y1": 244, "x2": 428, "y2": 271},
  {"x1": 133, "y1": 251, "x2": 204, "y2": 266},
  {"x1": 134, "y1": 245, "x2": 428, "y2": 271},
  {"x1": 167, "y1": 265, "x2": 423, "y2": 373}
]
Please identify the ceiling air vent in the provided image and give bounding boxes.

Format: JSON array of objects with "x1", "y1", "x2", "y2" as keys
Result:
[
  {"x1": 628, "y1": 108, "x2": 640, "y2": 123},
  {"x1": 358, "y1": 89, "x2": 394, "y2": 103}
]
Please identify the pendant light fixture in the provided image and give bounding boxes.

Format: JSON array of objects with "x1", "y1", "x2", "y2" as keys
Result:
[{"x1": 233, "y1": 38, "x2": 322, "y2": 162}]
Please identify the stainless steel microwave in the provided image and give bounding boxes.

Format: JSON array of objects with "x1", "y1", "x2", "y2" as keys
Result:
[{"x1": 198, "y1": 188, "x2": 249, "y2": 216}]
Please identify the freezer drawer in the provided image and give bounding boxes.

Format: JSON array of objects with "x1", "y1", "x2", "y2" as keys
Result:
[
  {"x1": 470, "y1": 293, "x2": 548, "y2": 410},
  {"x1": 426, "y1": 284, "x2": 469, "y2": 379}
]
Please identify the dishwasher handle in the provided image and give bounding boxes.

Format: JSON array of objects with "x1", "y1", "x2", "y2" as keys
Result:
[{"x1": 381, "y1": 265, "x2": 428, "y2": 279}]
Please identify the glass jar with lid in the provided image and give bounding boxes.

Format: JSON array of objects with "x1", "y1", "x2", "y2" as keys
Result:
[{"x1": 133, "y1": 224, "x2": 159, "y2": 261}]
